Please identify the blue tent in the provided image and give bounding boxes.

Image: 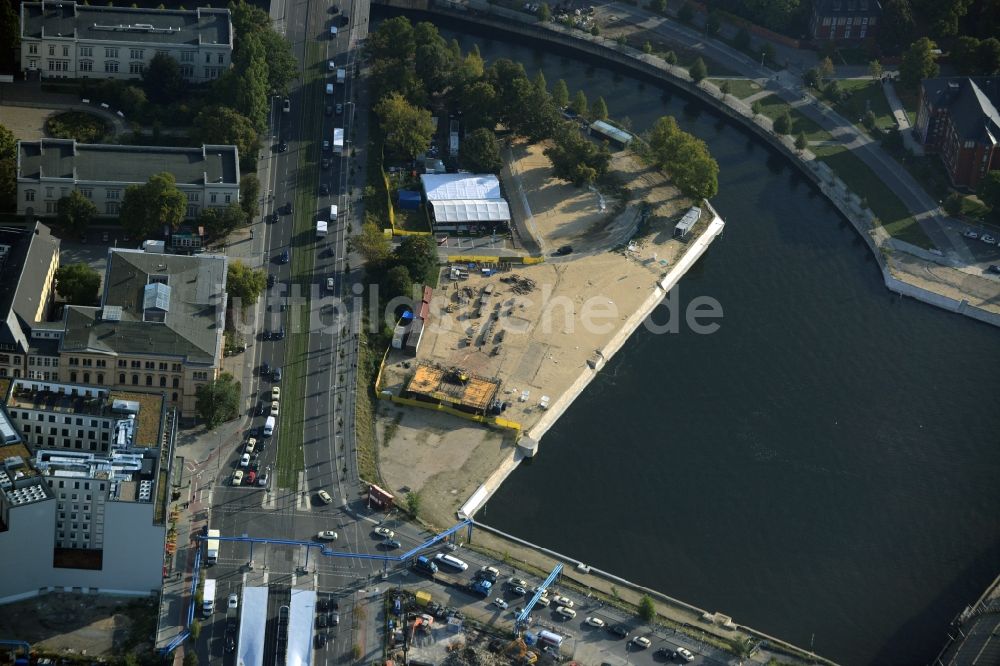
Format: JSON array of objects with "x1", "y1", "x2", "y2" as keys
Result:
[{"x1": 398, "y1": 190, "x2": 421, "y2": 210}]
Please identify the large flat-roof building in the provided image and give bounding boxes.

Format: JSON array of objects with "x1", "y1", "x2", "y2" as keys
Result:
[
  {"x1": 16, "y1": 139, "x2": 240, "y2": 220},
  {"x1": 420, "y1": 173, "x2": 511, "y2": 234},
  {"x1": 0, "y1": 222, "x2": 62, "y2": 383},
  {"x1": 0, "y1": 379, "x2": 175, "y2": 603},
  {"x1": 19, "y1": 0, "x2": 232, "y2": 82},
  {"x1": 59, "y1": 248, "x2": 227, "y2": 418}
]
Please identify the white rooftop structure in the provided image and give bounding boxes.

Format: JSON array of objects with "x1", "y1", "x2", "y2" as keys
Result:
[
  {"x1": 421, "y1": 174, "x2": 502, "y2": 201},
  {"x1": 237, "y1": 586, "x2": 269, "y2": 666},
  {"x1": 287, "y1": 589, "x2": 317, "y2": 666},
  {"x1": 430, "y1": 199, "x2": 511, "y2": 223},
  {"x1": 589, "y1": 120, "x2": 633, "y2": 146}
]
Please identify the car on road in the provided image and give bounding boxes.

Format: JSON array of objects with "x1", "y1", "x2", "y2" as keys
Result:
[
  {"x1": 551, "y1": 595, "x2": 573, "y2": 608},
  {"x1": 674, "y1": 646, "x2": 695, "y2": 662},
  {"x1": 245, "y1": 438, "x2": 257, "y2": 454},
  {"x1": 631, "y1": 636, "x2": 651, "y2": 649},
  {"x1": 321, "y1": 157, "x2": 331, "y2": 169},
  {"x1": 316, "y1": 613, "x2": 327, "y2": 628},
  {"x1": 273, "y1": 327, "x2": 285, "y2": 340},
  {"x1": 374, "y1": 526, "x2": 395, "y2": 539},
  {"x1": 272, "y1": 367, "x2": 282, "y2": 382},
  {"x1": 283, "y1": 202, "x2": 293, "y2": 215},
  {"x1": 257, "y1": 472, "x2": 269, "y2": 487},
  {"x1": 270, "y1": 401, "x2": 280, "y2": 416},
  {"x1": 282, "y1": 97, "x2": 290, "y2": 112},
  {"x1": 268, "y1": 211, "x2": 279, "y2": 224},
  {"x1": 228, "y1": 593, "x2": 239, "y2": 609},
  {"x1": 379, "y1": 539, "x2": 401, "y2": 549},
  {"x1": 267, "y1": 274, "x2": 276, "y2": 288},
  {"x1": 232, "y1": 470, "x2": 244, "y2": 485},
  {"x1": 322, "y1": 139, "x2": 330, "y2": 152},
  {"x1": 325, "y1": 105, "x2": 333, "y2": 116},
  {"x1": 584, "y1": 616, "x2": 605, "y2": 628},
  {"x1": 240, "y1": 453, "x2": 251, "y2": 467},
  {"x1": 329, "y1": 612, "x2": 339, "y2": 626},
  {"x1": 607, "y1": 624, "x2": 629, "y2": 639},
  {"x1": 225, "y1": 633, "x2": 236, "y2": 652},
  {"x1": 314, "y1": 632, "x2": 327, "y2": 649},
  {"x1": 982, "y1": 234, "x2": 997, "y2": 245},
  {"x1": 319, "y1": 184, "x2": 330, "y2": 196},
  {"x1": 317, "y1": 489, "x2": 333, "y2": 504},
  {"x1": 491, "y1": 598, "x2": 508, "y2": 610},
  {"x1": 535, "y1": 595, "x2": 551, "y2": 607},
  {"x1": 326, "y1": 276, "x2": 336, "y2": 291},
  {"x1": 276, "y1": 141, "x2": 288, "y2": 153},
  {"x1": 328, "y1": 59, "x2": 336, "y2": 71},
  {"x1": 317, "y1": 530, "x2": 338, "y2": 540},
  {"x1": 554, "y1": 245, "x2": 573, "y2": 256},
  {"x1": 336, "y1": 103, "x2": 343, "y2": 115},
  {"x1": 555, "y1": 606, "x2": 576, "y2": 620},
  {"x1": 278, "y1": 250, "x2": 290, "y2": 264},
  {"x1": 963, "y1": 230, "x2": 980, "y2": 239}
]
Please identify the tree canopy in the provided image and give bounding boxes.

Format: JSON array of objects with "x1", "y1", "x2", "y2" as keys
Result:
[
  {"x1": 375, "y1": 92, "x2": 435, "y2": 158},
  {"x1": 54, "y1": 263, "x2": 102, "y2": 306},
  {"x1": 226, "y1": 259, "x2": 266, "y2": 307},
  {"x1": 57, "y1": 190, "x2": 98, "y2": 236},
  {"x1": 899, "y1": 37, "x2": 940, "y2": 89},
  {"x1": 201, "y1": 203, "x2": 247, "y2": 241},
  {"x1": 119, "y1": 172, "x2": 187, "y2": 239},
  {"x1": 393, "y1": 235, "x2": 439, "y2": 286},
  {"x1": 351, "y1": 220, "x2": 393, "y2": 264},
  {"x1": 647, "y1": 116, "x2": 719, "y2": 199},
  {"x1": 196, "y1": 372, "x2": 241, "y2": 429},
  {"x1": 193, "y1": 106, "x2": 260, "y2": 171},
  {"x1": 460, "y1": 128, "x2": 503, "y2": 173},
  {"x1": 142, "y1": 53, "x2": 185, "y2": 105},
  {"x1": 0, "y1": 124, "x2": 14, "y2": 210}
]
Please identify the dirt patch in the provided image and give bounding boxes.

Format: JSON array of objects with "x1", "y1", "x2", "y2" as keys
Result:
[
  {"x1": 1, "y1": 106, "x2": 60, "y2": 141},
  {"x1": 0, "y1": 593, "x2": 157, "y2": 658}
]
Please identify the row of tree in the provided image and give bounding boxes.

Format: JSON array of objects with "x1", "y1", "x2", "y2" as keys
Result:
[{"x1": 646, "y1": 117, "x2": 719, "y2": 199}]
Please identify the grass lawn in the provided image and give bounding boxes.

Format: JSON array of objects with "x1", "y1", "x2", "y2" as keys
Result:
[
  {"x1": 828, "y1": 79, "x2": 896, "y2": 132},
  {"x1": 833, "y1": 46, "x2": 872, "y2": 66},
  {"x1": 45, "y1": 111, "x2": 111, "y2": 143},
  {"x1": 709, "y1": 77, "x2": 763, "y2": 99},
  {"x1": 811, "y1": 143, "x2": 934, "y2": 248},
  {"x1": 755, "y1": 94, "x2": 833, "y2": 142}
]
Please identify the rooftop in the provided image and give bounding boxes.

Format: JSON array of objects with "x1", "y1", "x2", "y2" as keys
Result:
[
  {"x1": 20, "y1": 1, "x2": 232, "y2": 47},
  {"x1": 405, "y1": 363, "x2": 499, "y2": 412},
  {"x1": 17, "y1": 140, "x2": 239, "y2": 186},
  {"x1": 0, "y1": 443, "x2": 50, "y2": 508},
  {"x1": 421, "y1": 173, "x2": 503, "y2": 201},
  {"x1": 61, "y1": 248, "x2": 227, "y2": 365},
  {"x1": 109, "y1": 390, "x2": 164, "y2": 449},
  {"x1": 922, "y1": 77, "x2": 1000, "y2": 142},
  {"x1": 32, "y1": 448, "x2": 159, "y2": 503},
  {"x1": 0, "y1": 223, "x2": 60, "y2": 354},
  {"x1": 590, "y1": 120, "x2": 633, "y2": 146},
  {"x1": 430, "y1": 199, "x2": 511, "y2": 223}
]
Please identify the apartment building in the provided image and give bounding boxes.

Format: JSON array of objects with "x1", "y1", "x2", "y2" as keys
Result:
[
  {"x1": 19, "y1": 0, "x2": 232, "y2": 82},
  {"x1": 809, "y1": 0, "x2": 881, "y2": 43},
  {"x1": 59, "y1": 248, "x2": 227, "y2": 419},
  {"x1": 0, "y1": 379, "x2": 174, "y2": 603},
  {"x1": 16, "y1": 139, "x2": 240, "y2": 220},
  {"x1": 0, "y1": 222, "x2": 62, "y2": 383}
]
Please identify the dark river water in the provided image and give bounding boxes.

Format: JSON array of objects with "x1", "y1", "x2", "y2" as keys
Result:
[{"x1": 378, "y1": 11, "x2": 1000, "y2": 664}]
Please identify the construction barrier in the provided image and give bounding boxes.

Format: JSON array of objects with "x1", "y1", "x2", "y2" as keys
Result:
[
  {"x1": 447, "y1": 254, "x2": 545, "y2": 265},
  {"x1": 380, "y1": 393, "x2": 522, "y2": 438}
]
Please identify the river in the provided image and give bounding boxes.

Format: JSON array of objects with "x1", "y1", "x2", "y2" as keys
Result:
[{"x1": 378, "y1": 11, "x2": 1000, "y2": 664}]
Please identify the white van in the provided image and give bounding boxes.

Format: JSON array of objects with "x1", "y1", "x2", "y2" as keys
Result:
[
  {"x1": 263, "y1": 415, "x2": 275, "y2": 437},
  {"x1": 329, "y1": 204, "x2": 338, "y2": 220},
  {"x1": 330, "y1": 25, "x2": 338, "y2": 37}
]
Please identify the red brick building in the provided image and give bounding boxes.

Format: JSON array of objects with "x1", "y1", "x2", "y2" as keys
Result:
[
  {"x1": 809, "y1": 0, "x2": 881, "y2": 43},
  {"x1": 914, "y1": 77, "x2": 1000, "y2": 191}
]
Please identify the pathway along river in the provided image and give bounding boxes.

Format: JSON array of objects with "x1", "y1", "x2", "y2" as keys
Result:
[{"x1": 379, "y1": 11, "x2": 1000, "y2": 664}]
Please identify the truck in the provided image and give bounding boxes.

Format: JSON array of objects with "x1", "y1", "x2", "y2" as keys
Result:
[
  {"x1": 205, "y1": 529, "x2": 220, "y2": 565},
  {"x1": 470, "y1": 578, "x2": 493, "y2": 598},
  {"x1": 332, "y1": 128, "x2": 344, "y2": 155},
  {"x1": 316, "y1": 220, "x2": 328, "y2": 238},
  {"x1": 336, "y1": 67, "x2": 346, "y2": 84},
  {"x1": 202, "y1": 578, "x2": 217, "y2": 617},
  {"x1": 414, "y1": 555, "x2": 438, "y2": 575}
]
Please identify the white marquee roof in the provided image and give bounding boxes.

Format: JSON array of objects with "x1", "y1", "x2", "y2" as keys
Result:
[
  {"x1": 421, "y1": 173, "x2": 502, "y2": 201},
  {"x1": 431, "y1": 199, "x2": 511, "y2": 223}
]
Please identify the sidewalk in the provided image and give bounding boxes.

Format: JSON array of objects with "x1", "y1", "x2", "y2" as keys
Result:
[{"x1": 881, "y1": 78, "x2": 925, "y2": 155}]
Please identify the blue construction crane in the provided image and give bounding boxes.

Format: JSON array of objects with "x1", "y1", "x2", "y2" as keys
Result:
[{"x1": 515, "y1": 563, "x2": 563, "y2": 632}]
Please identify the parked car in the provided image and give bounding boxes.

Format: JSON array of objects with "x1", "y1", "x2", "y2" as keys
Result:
[
  {"x1": 986, "y1": 264, "x2": 1000, "y2": 274},
  {"x1": 336, "y1": 103, "x2": 343, "y2": 115},
  {"x1": 272, "y1": 367, "x2": 282, "y2": 382},
  {"x1": 267, "y1": 274, "x2": 276, "y2": 288},
  {"x1": 981, "y1": 234, "x2": 997, "y2": 245},
  {"x1": 272, "y1": 387, "x2": 281, "y2": 400},
  {"x1": 317, "y1": 530, "x2": 338, "y2": 540},
  {"x1": 322, "y1": 157, "x2": 331, "y2": 169},
  {"x1": 314, "y1": 632, "x2": 327, "y2": 649},
  {"x1": 674, "y1": 647, "x2": 695, "y2": 662},
  {"x1": 492, "y1": 598, "x2": 508, "y2": 610},
  {"x1": 551, "y1": 595, "x2": 573, "y2": 608},
  {"x1": 379, "y1": 539, "x2": 401, "y2": 550},
  {"x1": 245, "y1": 438, "x2": 257, "y2": 454},
  {"x1": 631, "y1": 636, "x2": 651, "y2": 649},
  {"x1": 319, "y1": 184, "x2": 330, "y2": 196},
  {"x1": 316, "y1": 614, "x2": 328, "y2": 628},
  {"x1": 555, "y1": 606, "x2": 576, "y2": 620},
  {"x1": 257, "y1": 472, "x2": 269, "y2": 487},
  {"x1": 232, "y1": 470, "x2": 244, "y2": 485},
  {"x1": 329, "y1": 612, "x2": 339, "y2": 626},
  {"x1": 325, "y1": 105, "x2": 333, "y2": 116},
  {"x1": 374, "y1": 526, "x2": 395, "y2": 539},
  {"x1": 607, "y1": 624, "x2": 629, "y2": 639},
  {"x1": 246, "y1": 471, "x2": 256, "y2": 485},
  {"x1": 963, "y1": 230, "x2": 980, "y2": 239},
  {"x1": 508, "y1": 577, "x2": 527, "y2": 589},
  {"x1": 240, "y1": 453, "x2": 250, "y2": 467},
  {"x1": 555, "y1": 245, "x2": 573, "y2": 256},
  {"x1": 510, "y1": 586, "x2": 527, "y2": 597},
  {"x1": 228, "y1": 593, "x2": 239, "y2": 609},
  {"x1": 585, "y1": 616, "x2": 605, "y2": 628},
  {"x1": 479, "y1": 566, "x2": 500, "y2": 582}
]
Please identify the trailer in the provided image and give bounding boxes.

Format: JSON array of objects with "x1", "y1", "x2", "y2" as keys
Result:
[
  {"x1": 333, "y1": 128, "x2": 344, "y2": 155},
  {"x1": 206, "y1": 529, "x2": 220, "y2": 564},
  {"x1": 202, "y1": 578, "x2": 217, "y2": 617}
]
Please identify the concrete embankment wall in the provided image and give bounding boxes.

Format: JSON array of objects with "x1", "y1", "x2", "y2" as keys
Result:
[{"x1": 374, "y1": 0, "x2": 1000, "y2": 329}]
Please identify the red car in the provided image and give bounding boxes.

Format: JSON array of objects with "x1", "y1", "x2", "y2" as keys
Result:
[{"x1": 246, "y1": 471, "x2": 257, "y2": 485}]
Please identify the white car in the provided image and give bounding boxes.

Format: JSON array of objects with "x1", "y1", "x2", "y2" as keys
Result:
[
  {"x1": 675, "y1": 647, "x2": 695, "y2": 662},
  {"x1": 272, "y1": 386, "x2": 281, "y2": 400},
  {"x1": 228, "y1": 593, "x2": 239, "y2": 609},
  {"x1": 535, "y1": 595, "x2": 551, "y2": 607},
  {"x1": 239, "y1": 453, "x2": 250, "y2": 467},
  {"x1": 551, "y1": 595, "x2": 573, "y2": 608},
  {"x1": 631, "y1": 636, "x2": 651, "y2": 649},
  {"x1": 374, "y1": 526, "x2": 395, "y2": 539},
  {"x1": 963, "y1": 230, "x2": 979, "y2": 239},
  {"x1": 232, "y1": 470, "x2": 244, "y2": 485},
  {"x1": 585, "y1": 616, "x2": 605, "y2": 628},
  {"x1": 317, "y1": 490, "x2": 333, "y2": 504},
  {"x1": 555, "y1": 606, "x2": 576, "y2": 620},
  {"x1": 480, "y1": 565, "x2": 500, "y2": 578},
  {"x1": 532, "y1": 585, "x2": 547, "y2": 595},
  {"x1": 317, "y1": 530, "x2": 338, "y2": 540},
  {"x1": 508, "y1": 577, "x2": 527, "y2": 588},
  {"x1": 270, "y1": 401, "x2": 280, "y2": 416},
  {"x1": 328, "y1": 60, "x2": 336, "y2": 71},
  {"x1": 245, "y1": 437, "x2": 256, "y2": 454},
  {"x1": 981, "y1": 234, "x2": 997, "y2": 245},
  {"x1": 491, "y1": 597, "x2": 508, "y2": 610}
]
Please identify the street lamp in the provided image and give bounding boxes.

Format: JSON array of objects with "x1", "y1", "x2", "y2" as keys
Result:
[{"x1": 760, "y1": 51, "x2": 765, "y2": 67}]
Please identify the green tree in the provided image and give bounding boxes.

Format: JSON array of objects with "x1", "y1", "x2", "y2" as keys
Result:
[
  {"x1": 226, "y1": 259, "x2": 266, "y2": 306},
  {"x1": 643, "y1": 40, "x2": 653, "y2": 54},
  {"x1": 537, "y1": 2, "x2": 551, "y2": 21},
  {"x1": 375, "y1": 92, "x2": 435, "y2": 158},
  {"x1": 704, "y1": 11, "x2": 721, "y2": 36},
  {"x1": 142, "y1": 53, "x2": 185, "y2": 105},
  {"x1": 773, "y1": 111, "x2": 792, "y2": 135},
  {"x1": 795, "y1": 132, "x2": 808, "y2": 151},
  {"x1": 256, "y1": 29, "x2": 298, "y2": 94},
  {"x1": 0, "y1": 1, "x2": 19, "y2": 51},
  {"x1": 415, "y1": 42, "x2": 456, "y2": 95},
  {"x1": 532, "y1": 70, "x2": 548, "y2": 95},
  {"x1": 868, "y1": 59, "x2": 884, "y2": 80},
  {"x1": 460, "y1": 128, "x2": 503, "y2": 173},
  {"x1": 689, "y1": 57, "x2": 708, "y2": 83},
  {"x1": 405, "y1": 491, "x2": 421, "y2": 516},
  {"x1": 751, "y1": 99, "x2": 763, "y2": 117},
  {"x1": 734, "y1": 26, "x2": 752, "y2": 52},
  {"x1": 592, "y1": 96, "x2": 609, "y2": 120},
  {"x1": 570, "y1": 90, "x2": 589, "y2": 117},
  {"x1": 233, "y1": 34, "x2": 269, "y2": 131},
  {"x1": 664, "y1": 50, "x2": 678, "y2": 65},
  {"x1": 54, "y1": 263, "x2": 102, "y2": 305},
  {"x1": 953, "y1": 36, "x2": 981, "y2": 73},
  {"x1": 590, "y1": 23, "x2": 600, "y2": 36},
  {"x1": 678, "y1": 2, "x2": 694, "y2": 23},
  {"x1": 195, "y1": 373, "x2": 241, "y2": 429},
  {"x1": 240, "y1": 173, "x2": 260, "y2": 222},
  {"x1": 878, "y1": 0, "x2": 916, "y2": 54},
  {"x1": 0, "y1": 124, "x2": 14, "y2": 210},
  {"x1": 119, "y1": 172, "x2": 187, "y2": 239},
  {"x1": 649, "y1": 0, "x2": 667, "y2": 13},
  {"x1": 899, "y1": 37, "x2": 940, "y2": 89},
  {"x1": 201, "y1": 203, "x2": 247, "y2": 241},
  {"x1": 552, "y1": 79, "x2": 570, "y2": 108},
  {"x1": 979, "y1": 170, "x2": 1000, "y2": 210},
  {"x1": 647, "y1": 115, "x2": 719, "y2": 198},
  {"x1": 57, "y1": 190, "x2": 98, "y2": 237},
  {"x1": 382, "y1": 264, "x2": 414, "y2": 303},
  {"x1": 350, "y1": 221, "x2": 392, "y2": 264},
  {"x1": 719, "y1": 81, "x2": 731, "y2": 98},
  {"x1": 817, "y1": 56, "x2": 835, "y2": 84},
  {"x1": 183, "y1": 652, "x2": 199, "y2": 666},
  {"x1": 638, "y1": 594, "x2": 656, "y2": 621},
  {"x1": 862, "y1": 110, "x2": 877, "y2": 131},
  {"x1": 394, "y1": 235, "x2": 439, "y2": 285},
  {"x1": 544, "y1": 123, "x2": 611, "y2": 186},
  {"x1": 803, "y1": 67, "x2": 820, "y2": 88},
  {"x1": 978, "y1": 38, "x2": 1000, "y2": 73},
  {"x1": 192, "y1": 106, "x2": 260, "y2": 172},
  {"x1": 189, "y1": 620, "x2": 202, "y2": 641},
  {"x1": 366, "y1": 15, "x2": 416, "y2": 63}
]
